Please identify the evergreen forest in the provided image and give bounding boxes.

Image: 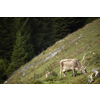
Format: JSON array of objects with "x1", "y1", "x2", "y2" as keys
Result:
[{"x1": 0, "y1": 17, "x2": 98, "y2": 83}]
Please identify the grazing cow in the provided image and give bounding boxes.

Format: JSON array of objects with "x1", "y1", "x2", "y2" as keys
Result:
[
  {"x1": 60, "y1": 59, "x2": 87, "y2": 78},
  {"x1": 46, "y1": 71, "x2": 54, "y2": 78}
]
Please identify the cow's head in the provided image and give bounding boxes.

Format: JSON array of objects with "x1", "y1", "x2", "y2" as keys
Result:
[{"x1": 81, "y1": 66, "x2": 87, "y2": 74}]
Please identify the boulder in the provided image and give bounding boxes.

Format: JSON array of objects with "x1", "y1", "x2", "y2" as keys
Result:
[{"x1": 88, "y1": 68, "x2": 100, "y2": 83}]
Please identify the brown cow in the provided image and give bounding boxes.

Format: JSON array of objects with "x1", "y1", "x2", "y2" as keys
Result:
[{"x1": 60, "y1": 59, "x2": 87, "y2": 78}]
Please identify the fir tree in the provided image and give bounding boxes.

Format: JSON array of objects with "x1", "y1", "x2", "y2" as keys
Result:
[
  {"x1": 7, "y1": 18, "x2": 34, "y2": 74},
  {"x1": 11, "y1": 31, "x2": 26, "y2": 69}
]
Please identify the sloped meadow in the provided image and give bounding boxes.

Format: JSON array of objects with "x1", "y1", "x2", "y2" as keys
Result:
[{"x1": 5, "y1": 18, "x2": 100, "y2": 84}]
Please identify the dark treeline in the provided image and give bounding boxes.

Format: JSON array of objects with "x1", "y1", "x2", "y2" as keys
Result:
[{"x1": 0, "y1": 17, "x2": 98, "y2": 83}]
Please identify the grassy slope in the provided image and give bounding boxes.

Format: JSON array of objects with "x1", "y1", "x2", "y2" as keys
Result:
[{"x1": 6, "y1": 18, "x2": 100, "y2": 84}]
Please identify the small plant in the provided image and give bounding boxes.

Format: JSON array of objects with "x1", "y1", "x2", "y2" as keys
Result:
[
  {"x1": 28, "y1": 76, "x2": 33, "y2": 80},
  {"x1": 31, "y1": 80, "x2": 43, "y2": 84},
  {"x1": 43, "y1": 51, "x2": 45, "y2": 55},
  {"x1": 44, "y1": 76, "x2": 57, "y2": 82}
]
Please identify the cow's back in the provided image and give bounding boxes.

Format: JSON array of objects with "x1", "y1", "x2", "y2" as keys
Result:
[
  {"x1": 60, "y1": 59, "x2": 75, "y2": 71},
  {"x1": 60, "y1": 59, "x2": 82, "y2": 71}
]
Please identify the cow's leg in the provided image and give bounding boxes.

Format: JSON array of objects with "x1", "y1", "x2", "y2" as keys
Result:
[
  {"x1": 73, "y1": 69, "x2": 76, "y2": 77},
  {"x1": 64, "y1": 72, "x2": 66, "y2": 77},
  {"x1": 60, "y1": 70, "x2": 61, "y2": 78},
  {"x1": 60, "y1": 62, "x2": 63, "y2": 78},
  {"x1": 71, "y1": 74, "x2": 73, "y2": 77}
]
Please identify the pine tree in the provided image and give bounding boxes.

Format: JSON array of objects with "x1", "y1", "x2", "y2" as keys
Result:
[
  {"x1": 11, "y1": 31, "x2": 26, "y2": 69},
  {"x1": 0, "y1": 17, "x2": 15, "y2": 61},
  {"x1": 0, "y1": 59, "x2": 8, "y2": 83},
  {"x1": 7, "y1": 18, "x2": 34, "y2": 75}
]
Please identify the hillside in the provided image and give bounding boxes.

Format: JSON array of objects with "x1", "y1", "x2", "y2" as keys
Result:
[{"x1": 5, "y1": 18, "x2": 100, "y2": 84}]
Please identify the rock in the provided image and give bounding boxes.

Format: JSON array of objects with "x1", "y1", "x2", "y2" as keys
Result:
[
  {"x1": 92, "y1": 68, "x2": 100, "y2": 72},
  {"x1": 22, "y1": 72, "x2": 25, "y2": 77},
  {"x1": 31, "y1": 66, "x2": 33, "y2": 68},
  {"x1": 76, "y1": 42, "x2": 78, "y2": 44},
  {"x1": 95, "y1": 70, "x2": 99, "y2": 78},
  {"x1": 46, "y1": 71, "x2": 57, "y2": 78},
  {"x1": 82, "y1": 53, "x2": 87, "y2": 61},
  {"x1": 93, "y1": 52, "x2": 95, "y2": 54},
  {"x1": 4, "y1": 81, "x2": 8, "y2": 84},
  {"x1": 88, "y1": 73, "x2": 94, "y2": 83},
  {"x1": 78, "y1": 34, "x2": 82, "y2": 39},
  {"x1": 88, "y1": 68, "x2": 100, "y2": 83},
  {"x1": 46, "y1": 71, "x2": 54, "y2": 78}
]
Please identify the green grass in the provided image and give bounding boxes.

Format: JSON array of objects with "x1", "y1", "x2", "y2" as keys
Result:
[{"x1": 6, "y1": 18, "x2": 100, "y2": 84}]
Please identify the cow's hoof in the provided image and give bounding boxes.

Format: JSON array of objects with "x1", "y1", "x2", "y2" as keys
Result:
[
  {"x1": 74, "y1": 75, "x2": 76, "y2": 77},
  {"x1": 71, "y1": 75, "x2": 73, "y2": 77}
]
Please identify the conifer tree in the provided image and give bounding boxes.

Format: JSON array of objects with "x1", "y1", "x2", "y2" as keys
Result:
[
  {"x1": 11, "y1": 31, "x2": 26, "y2": 69},
  {"x1": 7, "y1": 18, "x2": 34, "y2": 74},
  {"x1": 0, "y1": 59, "x2": 8, "y2": 83}
]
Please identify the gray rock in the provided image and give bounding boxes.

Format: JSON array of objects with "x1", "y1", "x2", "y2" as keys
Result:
[
  {"x1": 88, "y1": 68, "x2": 100, "y2": 83},
  {"x1": 4, "y1": 81, "x2": 8, "y2": 84},
  {"x1": 22, "y1": 72, "x2": 25, "y2": 77},
  {"x1": 95, "y1": 70, "x2": 99, "y2": 78},
  {"x1": 88, "y1": 73, "x2": 94, "y2": 83},
  {"x1": 92, "y1": 68, "x2": 100, "y2": 72}
]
